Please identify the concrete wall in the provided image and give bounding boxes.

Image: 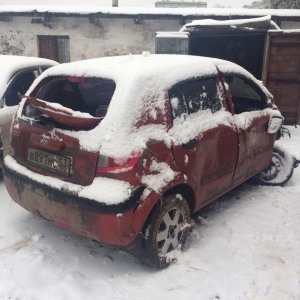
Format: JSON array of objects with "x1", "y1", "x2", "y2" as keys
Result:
[
  {"x1": 0, "y1": 15, "x2": 182, "y2": 61},
  {"x1": 0, "y1": 14, "x2": 299, "y2": 61}
]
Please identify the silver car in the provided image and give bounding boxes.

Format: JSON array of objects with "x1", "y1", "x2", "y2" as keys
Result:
[{"x1": 0, "y1": 55, "x2": 58, "y2": 170}]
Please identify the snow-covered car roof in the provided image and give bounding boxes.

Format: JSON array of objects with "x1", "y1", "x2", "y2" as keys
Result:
[
  {"x1": 30, "y1": 53, "x2": 269, "y2": 108},
  {"x1": 0, "y1": 55, "x2": 58, "y2": 99},
  {"x1": 25, "y1": 54, "x2": 272, "y2": 160},
  {"x1": 28, "y1": 53, "x2": 257, "y2": 91}
]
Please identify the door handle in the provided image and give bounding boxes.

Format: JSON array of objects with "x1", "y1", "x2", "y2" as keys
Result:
[{"x1": 182, "y1": 139, "x2": 198, "y2": 149}]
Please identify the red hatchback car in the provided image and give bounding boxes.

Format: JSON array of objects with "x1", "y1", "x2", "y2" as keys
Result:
[{"x1": 3, "y1": 54, "x2": 294, "y2": 268}]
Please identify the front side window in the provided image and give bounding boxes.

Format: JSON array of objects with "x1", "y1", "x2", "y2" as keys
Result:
[
  {"x1": 225, "y1": 75, "x2": 267, "y2": 114},
  {"x1": 169, "y1": 77, "x2": 222, "y2": 119}
]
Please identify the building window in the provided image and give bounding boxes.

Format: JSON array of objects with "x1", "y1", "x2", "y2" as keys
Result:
[{"x1": 38, "y1": 35, "x2": 70, "y2": 63}]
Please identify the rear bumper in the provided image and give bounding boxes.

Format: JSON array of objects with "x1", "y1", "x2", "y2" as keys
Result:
[
  {"x1": 3, "y1": 156, "x2": 147, "y2": 246},
  {"x1": 4, "y1": 158, "x2": 144, "y2": 214}
]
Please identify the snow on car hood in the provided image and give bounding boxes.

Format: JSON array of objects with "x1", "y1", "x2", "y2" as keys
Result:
[
  {"x1": 24, "y1": 54, "x2": 274, "y2": 160},
  {"x1": 0, "y1": 55, "x2": 58, "y2": 100}
]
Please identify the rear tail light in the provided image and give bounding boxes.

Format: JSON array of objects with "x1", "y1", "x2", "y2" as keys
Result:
[{"x1": 96, "y1": 153, "x2": 141, "y2": 174}]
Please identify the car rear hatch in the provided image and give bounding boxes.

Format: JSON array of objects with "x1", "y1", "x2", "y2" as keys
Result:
[{"x1": 11, "y1": 76, "x2": 116, "y2": 186}]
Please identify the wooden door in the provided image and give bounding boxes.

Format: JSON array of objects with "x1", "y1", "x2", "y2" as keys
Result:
[{"x1": 263, "y1": 31, "x2": 300, "y2": 125}]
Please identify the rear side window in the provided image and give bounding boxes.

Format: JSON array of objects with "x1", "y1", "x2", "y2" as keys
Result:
[
  {"x1": 169, "y1": 77, "x2": 222, "y2": 119},
  {"x1": 36, "y1": 77, "x2": 116, "y2": 117}
]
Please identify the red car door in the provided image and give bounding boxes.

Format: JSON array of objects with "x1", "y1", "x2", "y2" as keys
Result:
[
  {"x1": 169, "y1": 76, "x2": 238, "y2": 211},
  {"x1": 221, "y1": 74, "x2": 277, "y2": 187}
]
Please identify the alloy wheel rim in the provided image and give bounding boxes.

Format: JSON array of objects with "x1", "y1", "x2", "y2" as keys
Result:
[{"x1": 156, "y1": 207, "x2": 185, "y2": 255}]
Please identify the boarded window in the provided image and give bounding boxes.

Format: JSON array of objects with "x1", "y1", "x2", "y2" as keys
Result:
[{"x1": 38, "y1": 36, "x2": 70, "y2": 63}]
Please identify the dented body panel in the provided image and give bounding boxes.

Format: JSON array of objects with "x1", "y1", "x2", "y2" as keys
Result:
[{"x1": 3, "y1": 55, "x2": 282, "y2": 250}]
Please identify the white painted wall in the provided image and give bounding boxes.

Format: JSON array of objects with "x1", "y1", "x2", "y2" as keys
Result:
[
  {"x1": 0, "y1": 15, "x2": 181, "y2": 61},
  {"x1": 0, "y1": 14, "x2": 299, "y2": 61}
]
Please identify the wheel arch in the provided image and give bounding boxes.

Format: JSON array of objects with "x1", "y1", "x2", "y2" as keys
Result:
[
  {"x1": 161, "y1": 183, "x2": 196, "y2": 214},
  {"x1": 142, "y1": 183, "x2": 196, "y2": 235}
]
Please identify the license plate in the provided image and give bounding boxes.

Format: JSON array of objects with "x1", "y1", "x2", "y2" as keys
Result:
[{"x1": 27, "y1": 147, "x2": 72, "y2": 176}]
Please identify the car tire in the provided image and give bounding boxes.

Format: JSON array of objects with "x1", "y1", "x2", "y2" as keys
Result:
[
  {"x1": 254, "y1": 144, "x2": 294, "y2": 186},
  {"x1": 143, "y1": 194, "x2": 191, "y2": 269}
]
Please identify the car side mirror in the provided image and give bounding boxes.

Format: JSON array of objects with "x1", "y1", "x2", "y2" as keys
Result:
[{"x1": 268, "y1": 115, "x2": 283, "y2": 134}]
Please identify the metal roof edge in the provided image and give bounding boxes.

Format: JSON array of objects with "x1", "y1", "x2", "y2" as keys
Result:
[{"x1": 0, "y1": 6, "x2": 299, "y2": 22}]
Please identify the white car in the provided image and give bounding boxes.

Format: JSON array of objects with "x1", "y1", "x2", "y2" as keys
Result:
[{"x1": 0, "y1": 55, "x2": 58, "y2": 170}]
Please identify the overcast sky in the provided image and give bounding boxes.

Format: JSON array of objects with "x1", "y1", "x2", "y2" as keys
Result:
[{"x1": 0, "y1": 0, "x2": 255, "y2": 9}]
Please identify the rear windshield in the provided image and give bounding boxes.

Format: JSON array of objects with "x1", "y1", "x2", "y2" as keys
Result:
[{"x1": 35, "y1": 77, "x2": 116, "y2": 117}]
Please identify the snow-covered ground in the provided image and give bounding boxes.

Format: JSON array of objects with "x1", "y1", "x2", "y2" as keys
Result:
[{"x1": 0, "y1": 126, "x2": 299, "y2": 300}]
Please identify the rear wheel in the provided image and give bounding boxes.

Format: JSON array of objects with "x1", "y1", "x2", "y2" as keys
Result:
[
  {"x1": 143, "y1": 195, "x2": 191, "y2": 269},
  {"x1": 255, "y1": 144, "x2": 294, "y2": 186}
]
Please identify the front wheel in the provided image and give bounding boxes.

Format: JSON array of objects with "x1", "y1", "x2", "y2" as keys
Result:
[
  {"x1": 254, "y1": 144, "x2": 294, "y2": 186},
  {"x1": 143, "y1": 195, "x2": 192, "y2": 269}
]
